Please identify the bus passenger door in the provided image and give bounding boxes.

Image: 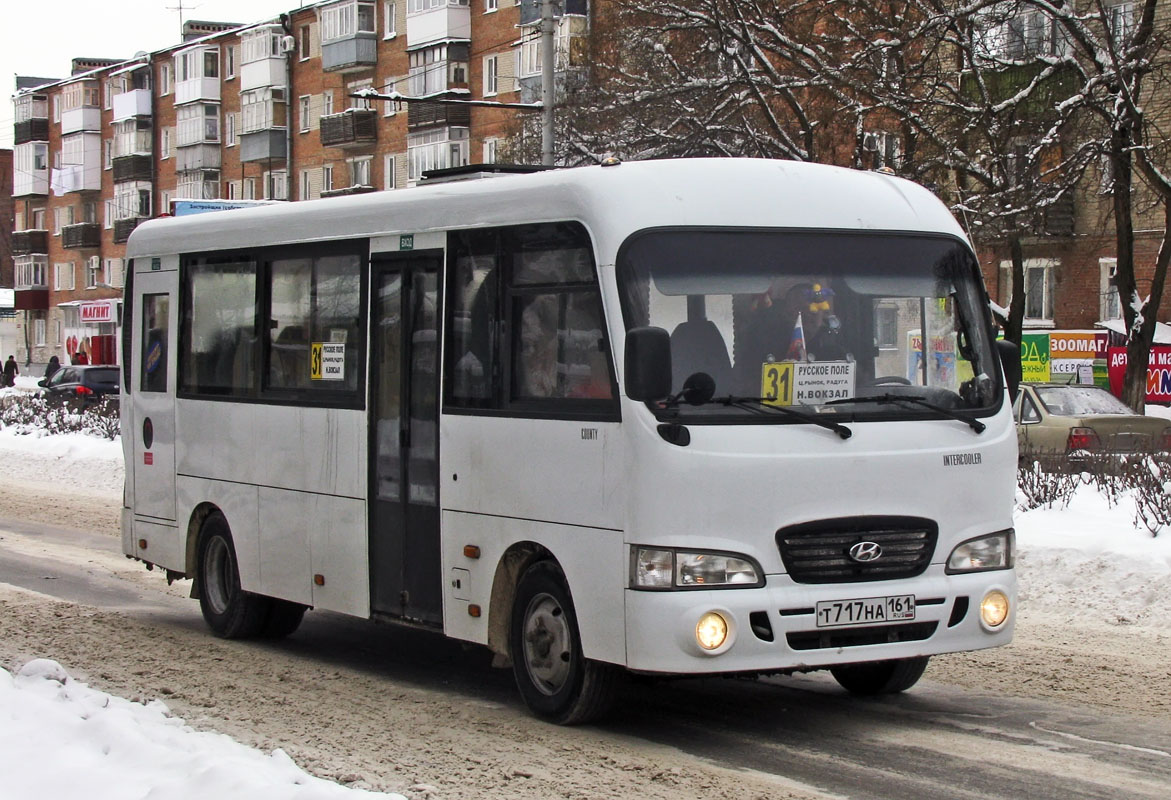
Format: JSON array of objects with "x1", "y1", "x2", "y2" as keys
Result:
[
  {"x1": 369, "y1": 253, "x2": 442, "y2": 626},
  {"x1": 131, "y1": 267, "x2": 178, "y2": 521}
]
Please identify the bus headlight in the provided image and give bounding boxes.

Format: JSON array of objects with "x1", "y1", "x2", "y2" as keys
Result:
[
  {"x1": 980, "y1": 590, "x2": 1010, "y2": 629},
  {"x1": 631, "y1": 547, "x2": 762, "y2": 589},
  {"x1": 946, "y1": 530, "x2": 1014, "y2": 574},
  {"x1": 696, "y1": 612, "x2": 729, "y2": 650}
]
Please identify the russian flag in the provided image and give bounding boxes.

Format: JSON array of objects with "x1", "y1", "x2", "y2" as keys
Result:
[{"x1": 785, "y1": 312, "x2": 807, "y2": 361}]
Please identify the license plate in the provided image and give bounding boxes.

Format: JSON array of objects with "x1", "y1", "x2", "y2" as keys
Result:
[{"x1": 815, "y1": 595, "x2": 916, "y2": 628}]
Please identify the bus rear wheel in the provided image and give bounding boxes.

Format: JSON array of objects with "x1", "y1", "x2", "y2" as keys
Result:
[
  {"x1": 509, "y1": 561, "x2": 620, "y2": 725},
  {"x1": 197, "y1": 513, "x2": 272, "y2": 639},
  {"x1": 830, "y1": 656, "x2": 930, "y2": 695}
]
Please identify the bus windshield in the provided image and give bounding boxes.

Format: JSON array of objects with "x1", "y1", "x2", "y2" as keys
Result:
[{"x1": 618, "y1": 229, "x2": 1001, "y2": 420}]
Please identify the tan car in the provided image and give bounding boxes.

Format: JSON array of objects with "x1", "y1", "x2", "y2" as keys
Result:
[{"x1": 1013, "y1": 382, "x2": 1171, "y2": 467}]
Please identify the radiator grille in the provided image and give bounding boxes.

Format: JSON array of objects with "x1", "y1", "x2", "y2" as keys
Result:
[{"x1": 777, "y1": 517, "x2": 938, "y2": 584}]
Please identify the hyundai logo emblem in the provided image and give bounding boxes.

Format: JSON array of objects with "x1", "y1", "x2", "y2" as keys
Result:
[{"x1": 848, "y1": 541, "x2": 883, "y2": 563}]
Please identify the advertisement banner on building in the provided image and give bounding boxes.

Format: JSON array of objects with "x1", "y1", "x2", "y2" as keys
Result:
[
  {"x1": 1049, "y1": 331, "x2": 1108, "y2": 383},
  {"x1": 80, "y1": 300, "x2": 116, "y2": 324},
  {"x1": 1107, "y1": 346, "x2": 1171, "y2": 404},
  {"x1": 1019, "y1": 333, "x2": 1050, "y2": 383}
]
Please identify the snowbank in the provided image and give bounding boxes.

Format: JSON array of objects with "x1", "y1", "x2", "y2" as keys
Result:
[{"x1": 0, "y1": 659, "x2": 406, "y2": 800}]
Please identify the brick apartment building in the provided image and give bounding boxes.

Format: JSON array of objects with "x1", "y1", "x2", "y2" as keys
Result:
[
  {"x1": 8, "y1": 0, "x2": 587, "y2": 368},
  {"x1": 6, "y1": 0, "x2": 1158, "y2": 371}
]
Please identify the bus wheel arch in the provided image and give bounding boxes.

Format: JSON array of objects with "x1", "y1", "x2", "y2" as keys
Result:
[
  {"x1": 185, "y1": 502, "x2": 223, "y2": 596},
  {"x1": 506, "y1": 557, "x2": 621, "y2": 725},
  {"x1": 194, "y1": 509, "x2": 271, "y2": 639},
  {"x1": 487, "y1": 542, "x2": 554, "y2": 662}
]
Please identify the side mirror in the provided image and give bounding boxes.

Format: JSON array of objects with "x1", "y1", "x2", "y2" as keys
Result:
[
  {"x1": 624, "y1": 326, "x2": 672, "y2": 401},
  {"x1": 37, "y1": 379, "x2": 47, "y2": 388},
  {"x1": 995, "y1": 339, "x2": 1021, "y2": 401}
]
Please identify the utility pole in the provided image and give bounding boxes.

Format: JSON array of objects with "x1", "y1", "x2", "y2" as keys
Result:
[{"x1": 540, "y1": 0, "x2": 556, "y2": 166}]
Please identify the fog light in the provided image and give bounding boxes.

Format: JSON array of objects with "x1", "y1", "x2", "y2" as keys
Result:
[
  {"x1": 695, "y1": 612, "x2": 729, "y2": 651},
  {"x1": 980, "y1": 590, "x2": 1009, "y2": 629}
]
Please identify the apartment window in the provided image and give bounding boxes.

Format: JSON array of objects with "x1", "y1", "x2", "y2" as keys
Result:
[
  {"x1": 323, "y1": 90, "x2": 335, "y2": 117},
  {"x1": 53, "y1": 208, "x2": 63, "y2": 235},
  {"x1": 876, "y1": 305, "x2": 899, "y2": 349},
  {"x1": 54, "y1": 263, "x2": 76, "y2": 291},
  {"x1": 862, "y1": 131, "x2": 900, "y2": 170},
  {"x1": 300, "y1": 25, "x2": 313, "y2": 59},
  {"x1": 86, "y1": 257, "x2": 104, "y2": 288},
  {"x1": 107, "y1": 258, "x2": 125, "y2": 289},
  {"x1": 323, "y1": 164, "x2": 334, "y2": 192},
  {"x1": 242, "y1": 29, "x2": 283, "y2": 64},
  {"x1": 32, "y1": 209, "x2": 46, "y2": 230},
  {"x1": 977, "y1": 8, "x2": 1068, "y2": 60},
  {"x1": 161, "y1": 191, "x2": 172, "y2": 214},
  {"x1": 384, "y1": 1, "x2": 398, "y2": 37},
  {"x1": 176, "y1": 47, "x2": 219, "y2": 82},
  {"x1": 176, "y1": 170, "x2": 220, "y2": 200},
  {"x1": 265, "y1": 170, "x2": 288, "y2": 201},
  {"x1": 104, "y1": 139, "x2": 113, "y2": 170},
  {"x1": 383, "y1": 80, "x2": 402, "y2": 115},
  {"x1": 300, "y1": 169, "x2": 312, "y2": 200},
  {"x1": 226, "y1": 181, "x2": 238, "y2": 200},
  {"x1": 160, "y1": 63, "x2": 172, "y2": 95},
  {"x1": 320, "y1": 1, "x2": 376, "y2": 42},
  {"x1": 347, "y1": 78, "x2": 373, "y2": 109},
  {"x1": 485, "y1": 0, "x2": 497, "y2": 10},
  {"x1": 61, "y1": 81, "x2": 100, "y2": 112},
  {"x1": 383, "y1": 154, "x2": 396, "y2": 190},
  {"x1": 226, "y1": 45, "x2": 237, "y2": 78},
  {"x1": 104, "y1": 200, "x2": 115, "y2": 229},
  {"x1": 483, "y1": 137, "x2": 498, "y2": 163},
  {"x1": 1100, "y1": 259, "x2": 1121, "y2": 321},
  {"x1": 161, "y1": 127, "x2": 172, "y2": 159},
  {"x1": 114, "y1": 118, "x2": 153, "y2": 157},
  {"x1": 350, "y1": 156, "x2": 372, "y2": 187},
  {"x1": 35, "y1": 317, "x2": 47, "y2": 346},
  {"x1": 225, "y1": 113, "x2": 237, "y2": 146},
  {"x1": 1003, "y1": 258, "x2": 1057, "y2": 323},
  {"x1": 82, "y1": 201, "x2": 97, "y2": 224},
  {"x1": 244, "y1": 178, "x2": 257, "y2": 200},
  {"x1": 1108, "y1": 2, "x2": 1135, "y2": 43},
  {"x1": 299, "y1": 95, "x2": 312, "y2": 131},
  {"x1": 484, "y1": 55, "x2": 499, "y2": 96}
]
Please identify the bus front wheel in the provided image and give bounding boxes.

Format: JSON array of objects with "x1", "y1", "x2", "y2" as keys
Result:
[
  {"x1": 509, "y1": 561, "x2": 620, "y2": 725},
  {"x1": 197, "y1": 513, "x2": 272, "y2": 639},
  {"x1": 830, "y1": 656, "x2": 930, "y2": 695}
]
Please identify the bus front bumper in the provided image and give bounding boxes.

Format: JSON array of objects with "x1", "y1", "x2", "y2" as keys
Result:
[{"x1": 623, "y1": 567, "x2": 1015, "y2": 674}]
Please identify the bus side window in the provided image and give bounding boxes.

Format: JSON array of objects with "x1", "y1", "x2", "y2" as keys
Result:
[
  {"x1": 141, "y1": 293, "x2": 169, "y2": 393},
  {"x1": 447, "y1": 230, "x2": 498, "y2": 406}
]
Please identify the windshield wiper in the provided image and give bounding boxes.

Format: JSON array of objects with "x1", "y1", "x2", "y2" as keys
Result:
[
  {"x1": 712, "y1": 395, "x2": 853, "y2": 440},
  {"x1": 826, "y1": 393, "x2": 985, "y2": 434}
]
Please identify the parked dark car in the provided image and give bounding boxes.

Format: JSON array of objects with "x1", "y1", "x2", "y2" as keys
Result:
[
  {"x1": 1013, "y1": 382, "x2": 1171, "y2": 468},
  {"x1": 38, "y1": 365, "x2": 120, "y2": 408}
]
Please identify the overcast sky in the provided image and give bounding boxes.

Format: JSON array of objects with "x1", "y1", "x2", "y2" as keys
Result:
[{"x1": 1, "y1": 0, "x2": 302, "y2": 149}]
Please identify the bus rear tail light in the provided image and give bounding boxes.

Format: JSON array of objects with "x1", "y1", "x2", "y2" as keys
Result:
[{"x1": 1066, "y1": 427, "x2": 1100, "y2": 452}]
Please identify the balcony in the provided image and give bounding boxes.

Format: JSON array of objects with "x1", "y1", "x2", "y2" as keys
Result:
[
  {"x1": 406, "y1": 3, "x2": 470, "y2": 48},
  {"x1": 114, "y1": 217, "x2": 147, "y2": 244},
  {"x1": 175, "y1": 144, "x2": 222, "y2": 171},
  {"x1": 240, "y1": 130, "x2": 287, "y2": 162},
  {"x1": 11, "y1": 230, "x2": 49, "y2": 256},
  {"x1": 320, "y1": 109, "x2": 378, "y2": 148},
  {"x1": 321, "y1": 33, "x2": 378, "y2": 73},
  {"x1": 321, "y1": 184, "x2": 377, "y2": 199},
  {"x1": 14, "y1": 118, "x2": 49, "y2": 146},
  {"x1": 112, "y1": 89, "x2": 153, "y2": 122},
  {"x1": 62, "y1": 222, "x2": 101, "y2": 249},
  {"x1": 408, "y1": 97, "x2": 470, "y2": 130},
  {"x1": 11, "y1": 229, "x2": 48, "y2": 255},
  {"x1": 61, "y1": 106, "x2": 101, "y2": 135},
  {"x1": 113, "y1": 154, "x2": 154, "y2": 183},
  {"x1": 242, "y1": 58, "x2": 286, "y2": 92},
  {"x1": 1043, "y1": 193, "x2": 1076, "y2": 237},
  {"x1": 14, "y1": 290, "x2": 49, "y2": 311}
]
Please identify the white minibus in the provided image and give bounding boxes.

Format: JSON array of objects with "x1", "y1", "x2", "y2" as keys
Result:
[{"x1": 122, "y1": 158, "x2": 1018, "y2": 723}]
